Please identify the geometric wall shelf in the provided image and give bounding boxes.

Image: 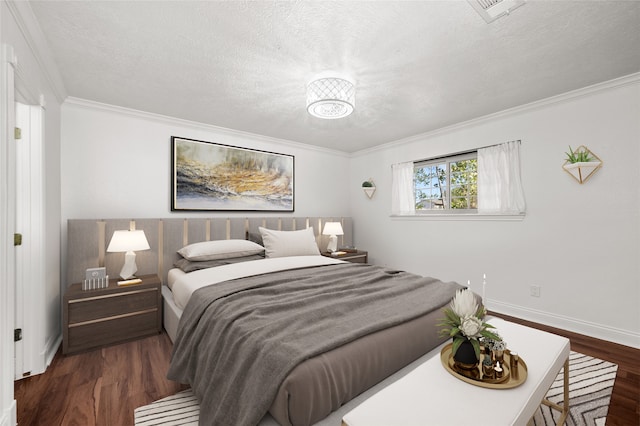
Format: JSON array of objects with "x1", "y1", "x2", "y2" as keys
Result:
[
  {"x1": 363, "y1": 187, "x2": 376, "y2": 199},
  {"x1": 362, "y1": 179, "x2": 376, "y2": 199},
  {"x1": 562, "y1": 145, "x2": 603, "y2": 184}
]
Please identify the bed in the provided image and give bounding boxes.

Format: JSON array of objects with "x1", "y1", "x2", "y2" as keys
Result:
[
  {"x1": 66, "y1": 217, "x2": 462, "y2": 426},
  {"x1": 164, "y1": 228, "x2": 462, "y2": 426}
]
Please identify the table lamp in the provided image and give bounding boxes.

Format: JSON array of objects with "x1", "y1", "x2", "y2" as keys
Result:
[
  {"x1": 322, "y1": 222, "x2": 344, "y2": 253},
  {"x1": 107, "y1": 230, "x2": 150, "y2": 280}
]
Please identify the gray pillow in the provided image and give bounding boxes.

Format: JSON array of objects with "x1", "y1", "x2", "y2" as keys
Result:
[
  {"x1": 174, "y1": 254, "x2": 265, "y2": 273},
  {"x1": 177, "y1": 239, "x2": 264, "y2": 261}
]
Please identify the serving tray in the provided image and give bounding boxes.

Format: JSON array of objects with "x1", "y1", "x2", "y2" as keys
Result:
[{"x1": 440, "y1": 343, "x2": 528, "y2": 389}]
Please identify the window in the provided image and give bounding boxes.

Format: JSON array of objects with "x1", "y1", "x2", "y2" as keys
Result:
[
  {"x1": 414, "y1": 152, "x2": 477, "y2": 213},
  {"x1": 391, "y1": 141, "x2": 525, "y2": 218}
]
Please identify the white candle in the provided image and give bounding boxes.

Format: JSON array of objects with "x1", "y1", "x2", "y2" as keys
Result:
[
  {"x1": 482, "y1": 273, "x2": 486, "y2": 305},
  {"x1": 494, "y1": 361, "x2": 503, "y2": 377}
]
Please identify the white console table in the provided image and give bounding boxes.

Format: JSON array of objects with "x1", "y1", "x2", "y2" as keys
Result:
[{"x1": 342, "y1": 318, "x2": 570, "y2": 426}]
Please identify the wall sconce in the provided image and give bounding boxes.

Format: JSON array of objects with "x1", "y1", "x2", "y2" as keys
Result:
[
  {"x1": 562, "y1": 145, "x2": 603, "y2": 184},
  {"x1": 107, "y1": 230, "x2": 150, "y2": 279},
  {"x1": 322, "y1": 222, "x2": 344, "y2": 253}
]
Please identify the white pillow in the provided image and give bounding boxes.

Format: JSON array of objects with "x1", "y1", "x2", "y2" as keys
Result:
[
  {"x1": 258, "y1": 226, "x2": 320, "y2": 258},
  {"x1": 178, "y1": 239, "x2": 264, "y2": 261}
]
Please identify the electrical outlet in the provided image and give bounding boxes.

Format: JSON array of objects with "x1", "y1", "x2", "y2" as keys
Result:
[{"x1": 530, "y1": 285, "x2": 541, "y2": 297}]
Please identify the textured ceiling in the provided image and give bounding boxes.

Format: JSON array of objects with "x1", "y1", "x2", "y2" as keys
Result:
[{"x1": 30, "y1": 1, "x2": 640, "y2": 153}]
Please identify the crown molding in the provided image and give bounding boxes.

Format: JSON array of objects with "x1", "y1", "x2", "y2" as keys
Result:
[
  {"x1": 353, "y1": 72, "x2": 640, "y2": 157},
  {"x1": 64, "y1": 97, "x2": 350, "y2": 158},
  {"x1": 5, "y1": 0, "x2": 67, "y2": 103}
]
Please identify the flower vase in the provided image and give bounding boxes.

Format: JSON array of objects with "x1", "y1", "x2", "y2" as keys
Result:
[{"x1": 453, "y1": 339, "x2": 478, "y2": 370}]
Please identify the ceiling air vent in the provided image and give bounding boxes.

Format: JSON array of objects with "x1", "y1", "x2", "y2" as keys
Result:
[{"x1": 468, "y1": 0, "x2": 526, "y2": 23}]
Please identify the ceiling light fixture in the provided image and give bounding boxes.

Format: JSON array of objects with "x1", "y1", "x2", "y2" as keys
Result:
[{"x1": 306, "y1": 77, "x2": 355, "y2": 119}]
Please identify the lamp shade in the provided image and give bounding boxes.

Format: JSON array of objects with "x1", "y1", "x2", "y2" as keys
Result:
[
  {"x1": 107, "y1": 230, "x2": 150, "y2": 252},
  {"x1": 322, "y1": 222, "x2": 344, "y2": 236}
]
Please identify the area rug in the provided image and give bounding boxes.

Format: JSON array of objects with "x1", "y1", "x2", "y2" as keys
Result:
[
  {"x1": 135, "y1": 390, "x2": 199, "y2": 426},
  {"x1": 135, "y1": 351, "x2": 617, "y2": 426},
  {"x1": 530, "y1": 351, "x2": 618, "y2": 426}
]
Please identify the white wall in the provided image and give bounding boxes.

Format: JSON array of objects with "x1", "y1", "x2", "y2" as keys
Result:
[
  {"x1": 61, "y1": 99, "x2": 351, "y2": 220},
  {"x1": 350, "y1": 76, "x2": 640, "y2": 348}
]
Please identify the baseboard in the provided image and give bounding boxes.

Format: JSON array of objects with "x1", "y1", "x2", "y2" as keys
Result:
[
  {"x1": 32, "y1": 333, "x2": 62, "y2": 377},
  {"x1": 0, "y1": 399, "x2": 16, "y2": 426},
  {"x1": 45, "y1": 334, "x2": 62, "y2": 368},
  {"x1": 489, "y1": 300, "x2": 640, "y2": 349},
  {"x1": 16, "y1": 334, "x2": 61, "y2": 379}
]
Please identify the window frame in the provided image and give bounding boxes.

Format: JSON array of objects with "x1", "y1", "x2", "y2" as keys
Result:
[{"x1": 413, "y1": 151, "x2": 478, "y2": 215}]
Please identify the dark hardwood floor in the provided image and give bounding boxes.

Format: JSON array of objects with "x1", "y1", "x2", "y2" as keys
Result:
[
  {"x1": 14, "y1": 333, "x2": 186, "y2": 426},
  {"x1": 14, "y1": 317, "x2": 639, "y2": 426}
]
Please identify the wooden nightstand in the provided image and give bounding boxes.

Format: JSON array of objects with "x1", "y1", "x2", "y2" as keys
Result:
[
  {"x1": 321, "y1": 250, "x2": 368, "y2": 264},
  {"x1": 63, "y1": 274, "x2": 162, "y2": 354}
]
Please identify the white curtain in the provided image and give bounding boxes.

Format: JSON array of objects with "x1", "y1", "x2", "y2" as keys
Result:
[
  {"x1": 391, "y1": 161, "x2": 415, "y2": 215},
  {"x1": 477, "y1": 141, "x2": 526, "y2": 214}
]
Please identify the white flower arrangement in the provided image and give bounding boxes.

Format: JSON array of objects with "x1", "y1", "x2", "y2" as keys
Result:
[
  {"x1": 482, "y1": 334, "x2": 507, "y2": 352},
  {"x1": 438, "y1": 288, "x2": 501, "y2": 360}
]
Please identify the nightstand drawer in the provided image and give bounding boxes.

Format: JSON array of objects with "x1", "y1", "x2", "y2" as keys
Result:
[
  {"x1": 67, "y1": 287, "x2": 158, "y2": 324},
  {"x1": 321, "y1": 250, "x2": 368, "y2": 264},
  {"x1": 63, "y1": 274, "x2": 162, "y2": 354},
  {"x1": 66, "y1": 310, "x2": 159, "y2": 353},
  {"x1": 344, "y1": 253, "x2": 367, "y2": 263}
]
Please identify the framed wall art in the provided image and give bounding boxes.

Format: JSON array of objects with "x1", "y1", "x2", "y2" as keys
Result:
[{"x1": 171, "y1": 137, "x2": 294, "y2": 212}]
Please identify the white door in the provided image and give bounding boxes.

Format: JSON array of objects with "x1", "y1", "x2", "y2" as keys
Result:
[{"x1": 14, "y1": 101, "x2": 45, "y2": 380}]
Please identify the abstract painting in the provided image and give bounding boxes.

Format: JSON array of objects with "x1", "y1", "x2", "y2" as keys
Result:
[{"x1": 171, "y1": 137, "x2": 294, "y2": 211}]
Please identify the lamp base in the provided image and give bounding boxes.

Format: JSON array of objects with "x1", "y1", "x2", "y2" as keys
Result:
[
  {"x1": 119, "y1": 251, "x2": 138, "y2": 280},
  {"x1": 326, "y1": 235, "x2": 338, "y2": 253}
]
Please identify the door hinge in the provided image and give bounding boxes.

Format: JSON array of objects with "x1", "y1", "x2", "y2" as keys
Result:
[
  {"x1": 14, "y1": 329, "x2": 22, "y2": 342},
  {"x1": 14, "y1": 233, "x2": 22, "y2": 246},
  {"x1": 14, "y1": 127, "x2": 21, "y2": 140}
]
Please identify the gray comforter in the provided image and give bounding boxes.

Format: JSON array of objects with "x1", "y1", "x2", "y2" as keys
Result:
[{"x1": 167, "y1": 262, "x2": 462, "y2": 426}]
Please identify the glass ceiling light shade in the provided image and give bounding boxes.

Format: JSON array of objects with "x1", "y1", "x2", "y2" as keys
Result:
[{"x1": 307, "y1": 77, "x2": 355, "y2": 119}]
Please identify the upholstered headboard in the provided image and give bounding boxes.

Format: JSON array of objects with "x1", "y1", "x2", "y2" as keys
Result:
[{"x1": 67, "y1": 217, "x2": 353, "y2": 286}]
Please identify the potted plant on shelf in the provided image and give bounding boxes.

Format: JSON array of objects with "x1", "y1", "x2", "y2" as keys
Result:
[
  {"x1": 562, "y1": 145, "x2": 602, "y2": 184},
  {"x1": 438, "y1": 288, "x2": 501, "y2": 369},
  {"x1": 565, "y1": 145, "x2": 594, "y2": 163},
  {"x1": 362, "y1": 179, "x2": 376, "y2": 199}
]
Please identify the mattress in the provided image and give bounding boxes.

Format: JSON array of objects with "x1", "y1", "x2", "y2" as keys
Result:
[{"x1": 166, "y1": 267, "x2": 185, "y2": 290}]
